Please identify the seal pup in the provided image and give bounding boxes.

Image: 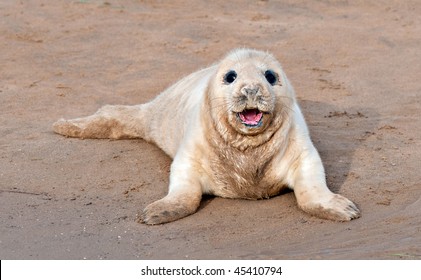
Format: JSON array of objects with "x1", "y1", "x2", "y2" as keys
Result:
[{"x1": 53, "y1": 48, "x2": 360, "y2": 224}]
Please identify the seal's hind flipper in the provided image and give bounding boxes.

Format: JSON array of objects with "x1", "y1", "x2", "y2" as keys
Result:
[{"x1": 53, "y1": 104, "x2": 148, "y2": 140}]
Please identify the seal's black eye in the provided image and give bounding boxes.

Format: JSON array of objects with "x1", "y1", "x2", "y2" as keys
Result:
[
  {"x1": 224, "y1": 70, "x2": 237, "y2": 84},
  {"x1": 264, "y1": 70, "x2": 278, "y2": 86}
]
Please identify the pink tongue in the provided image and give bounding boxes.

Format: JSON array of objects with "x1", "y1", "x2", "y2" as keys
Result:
[{"x1": 239, "y1": 109, "x2": 263, "y2": 125}]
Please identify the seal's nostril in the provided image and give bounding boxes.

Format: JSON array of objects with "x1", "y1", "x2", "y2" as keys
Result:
[{"x1": 242, "y1": 86, "x2": 260, "y2": 96}]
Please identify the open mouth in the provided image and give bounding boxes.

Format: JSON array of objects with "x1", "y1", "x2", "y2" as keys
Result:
[{"x1": 238, "y1": 109, "x2": 263, "y2": 127}]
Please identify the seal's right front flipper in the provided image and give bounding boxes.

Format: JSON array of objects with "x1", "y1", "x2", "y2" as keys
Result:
[
  {"x1": 139, "y1": 146, "x2": 204, "y2": 225},
  {"x1": 139, "y1": 191, "x2": 202, "y2": 225}
]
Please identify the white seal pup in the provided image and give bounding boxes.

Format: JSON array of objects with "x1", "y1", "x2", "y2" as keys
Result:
[{"x1": 53, "y1": 48, "x2": 360, "y2": 224}]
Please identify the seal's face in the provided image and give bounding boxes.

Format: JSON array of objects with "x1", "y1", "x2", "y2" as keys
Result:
[
  {"x1": 210, "y1": 49, "x2": 293, "y2": 137},
  {"x1": 222, "y1": 67, "x2": 279, "y2": 134}
]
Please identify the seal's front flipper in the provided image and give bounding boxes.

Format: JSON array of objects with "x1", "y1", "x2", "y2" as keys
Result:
[
  {"x1": 139, "y1": 191, "x2": 202, "y2": 225},
  {"x1": 139, "y1": 151, "x2": 204, "y2": 225}
]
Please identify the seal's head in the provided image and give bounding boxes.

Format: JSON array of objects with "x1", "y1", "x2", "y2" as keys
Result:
[{"x1": 207, "y1": 49, "x2": 295, "y2": 148}]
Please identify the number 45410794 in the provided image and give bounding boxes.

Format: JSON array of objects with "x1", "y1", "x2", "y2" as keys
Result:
[{"x1": 233, "y1": 266, "x2": 282, "y2": 276}]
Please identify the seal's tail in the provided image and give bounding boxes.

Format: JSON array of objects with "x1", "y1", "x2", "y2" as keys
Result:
[{"x1": 53, "y1": 104, "x2": 150, "y2": 140}]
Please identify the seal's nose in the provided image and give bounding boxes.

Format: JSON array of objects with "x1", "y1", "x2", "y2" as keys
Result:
[
  {"x1": 241, "y1": 85, "x2": 261, "y2": 96},
  {"x1": 240, "y1": 84, "x2": 262, "y2": 109}
]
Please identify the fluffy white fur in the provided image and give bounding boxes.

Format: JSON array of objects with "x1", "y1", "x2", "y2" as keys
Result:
[{"x1": 53, "y1": 49, "x2": 360, "y2": 224}]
